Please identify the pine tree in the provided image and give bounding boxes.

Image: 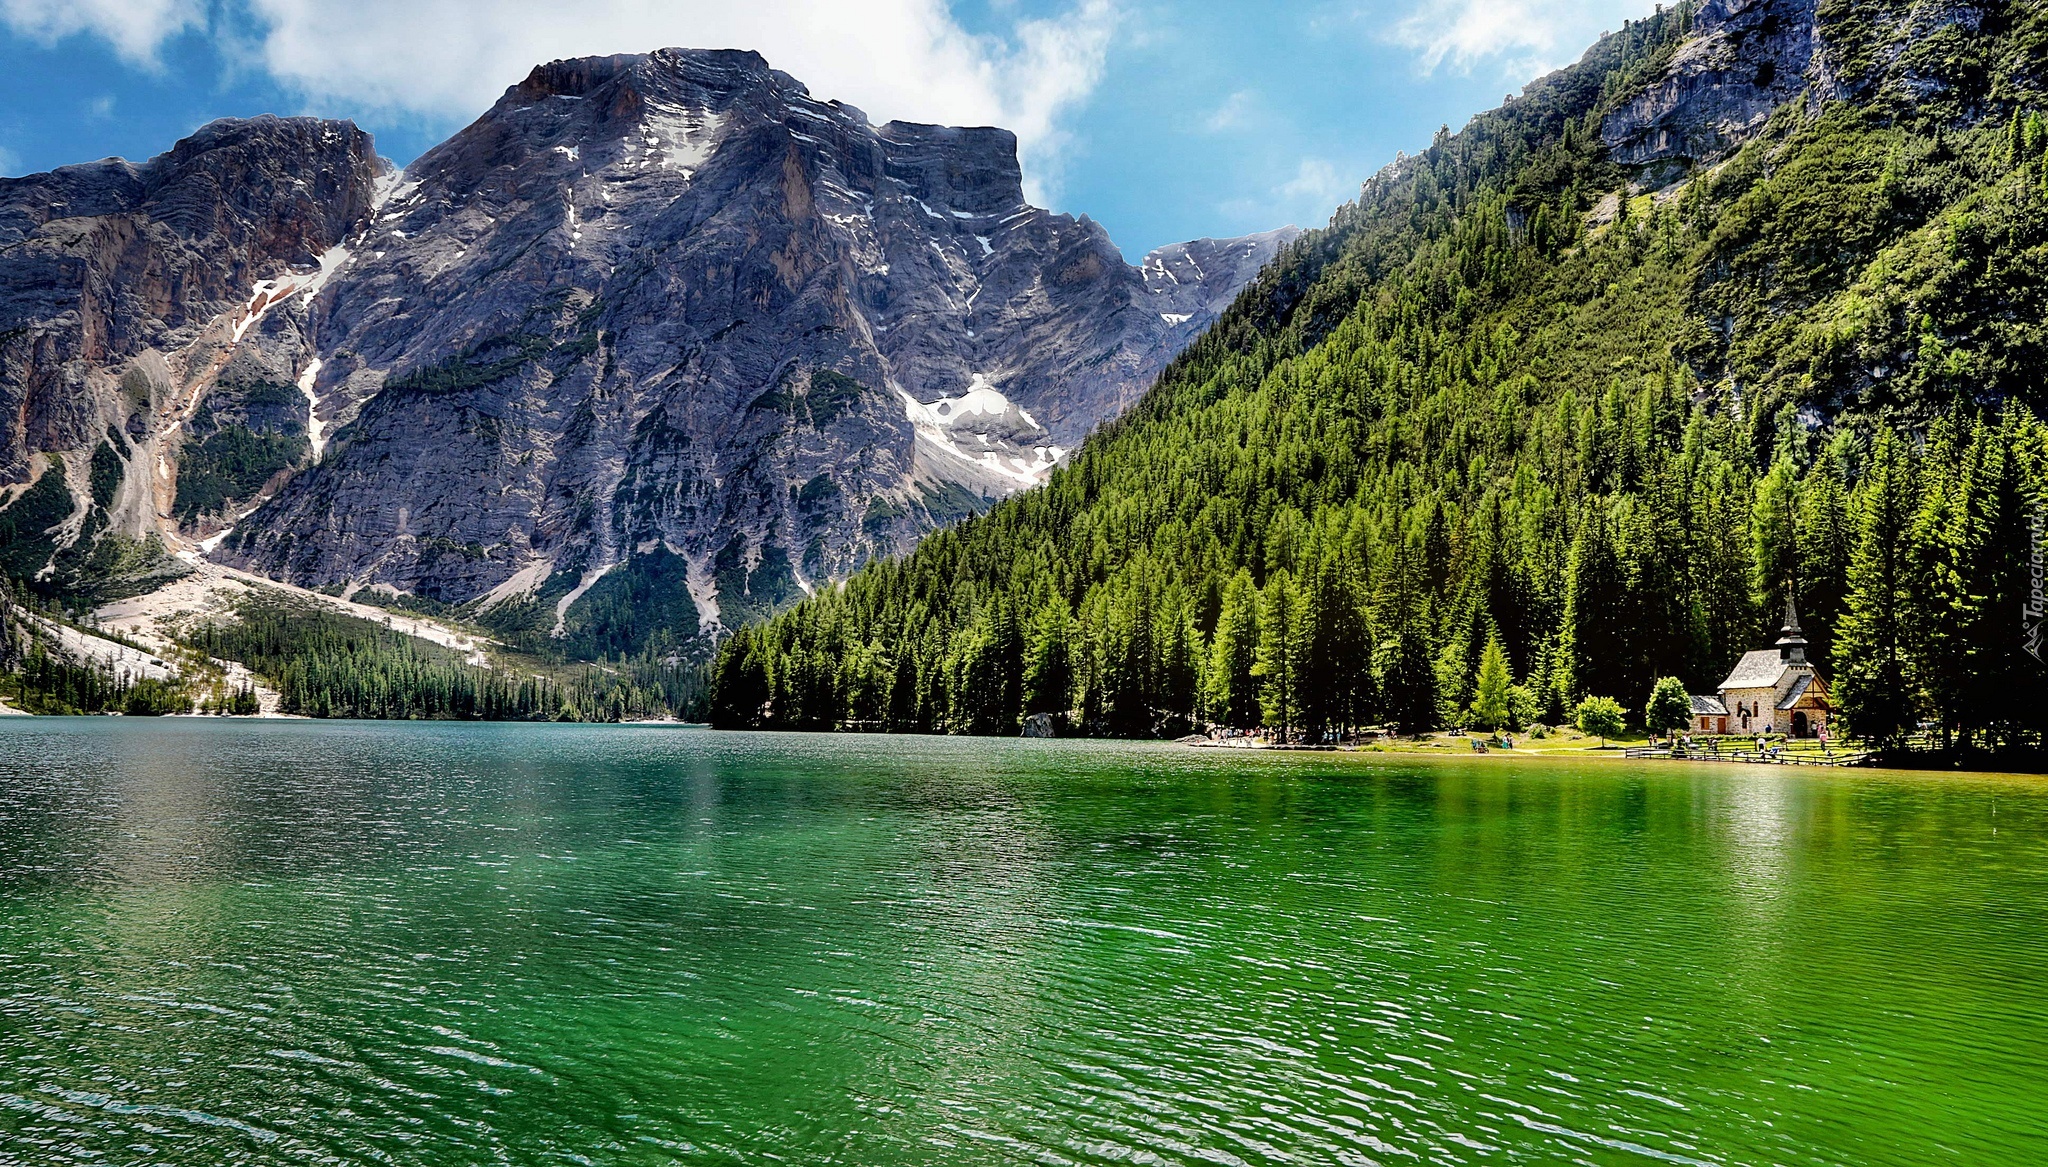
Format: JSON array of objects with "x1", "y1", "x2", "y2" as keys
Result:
[
  {"x1": 1911, "y1": 417, "x2": 1971, "y2": 746},
  {"x1": 1751, "y1": 455, "x2": 1800, "y2": 630},
  {"x1": 1379, "y1": 629, "x2": 1440, "y2": 735},
  {"x1": 1797, "y1": 447, "x2": 1853, "y2": 668},
  {"x1": 1023, "y1": 597, "x2": 1074, "y2": 721},
  {"x1": 1564, "y1": 502, "x2": 1629, "y2": 702},
  {"x1": 1300, "y1": 551, "x2": 1371, "y2": 735},
  {"x1": 1936, "y1": 415, "x2": 2042, "y2": 745},
  {"x1": 1157, "y1": 583, "x2": 1203, "y2": 730},
  {"x1": 1833, "y1": 428, "x2": 1921, "y2": 747}
]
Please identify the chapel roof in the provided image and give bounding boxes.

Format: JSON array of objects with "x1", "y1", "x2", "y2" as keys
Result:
[
  {"x1": 1774, "y1": 673, "x2": 1814, "y2": 710},
  {"x1": 1720, "y1": 649, "x2": 1792, "y2": 691}
]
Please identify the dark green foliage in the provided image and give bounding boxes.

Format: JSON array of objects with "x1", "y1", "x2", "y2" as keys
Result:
[
  {"x1": 50, "y1": 527, "x2": 185, "y2": 605},
  {"x1": 1575, "y1": 695, "x2": 1627, "y2": 745},
  {"x1": 797, "y1": 475, "x2": 841, "y2": 510},
  {"x1": 384, "y1": 333, "x2": 553, "y2": 397},
  {"x1": 697, "y1": 5, "x2": 2048, "y2": 743},
  {"x1": 916, "y1": 481, "x2": 991, "y2": 525},
  {"x1": 209, "y1": 380, "x2": 310, "y2": 437},
  {"x1": 1832, "y1": 428, "x2": 1921, "y2": 745},
  {"x1": 1202, "y1": 570, "x2": 1260, "y2": 729},
  {"x1": 559, "y1": 547, "x2": 701, "y2": 660},
  {"x1": 173, "y1": 425, "x2": 306, "y2": 520},
  {"x1": 187, "y1": 595, "x2": 694, "y2": 722},
  {"x1": 712, "y1": 537, "x2": 803, "y2": 628},
  {"x1": 1378, "y1": 631, "x2": 1440, "y2": 736},
  {"x1": 0, "y1": 461, "x2": 72, "y2": 580},
  {"x1": 353, "y1": 588, "x2": 456, "y2": 619},
  {"x1": 0, "y1": 579, "x2": 194, "y2": 715},
  {"x1": 473, "y1": 593, "x2": 552, "y2": 648},
  {"x1": 88, "y1": 441, "x2": 123, "y2": 509},
  {"x1": 862, "y1": 497, "x2": 905, "y2": 537},
  {"x1": 751, "y1": 368, "x2": 868, "y2": 428},
  {"x1": 191, "y1": 597, "x2": 551, "y2": 720}
]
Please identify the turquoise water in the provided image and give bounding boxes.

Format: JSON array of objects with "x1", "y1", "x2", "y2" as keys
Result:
[{"x1": 1, "y1": 719, "x2": 2045, "y2": 1165}]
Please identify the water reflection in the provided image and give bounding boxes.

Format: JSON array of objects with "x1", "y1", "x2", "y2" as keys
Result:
[{"x1": 0, "y1": 721, "x2": 2044, "y2": 1165}]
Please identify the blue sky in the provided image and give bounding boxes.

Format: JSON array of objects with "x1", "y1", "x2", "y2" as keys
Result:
[{"x1": 0, "y1": 0, "x2": 1656, "y2": 257}]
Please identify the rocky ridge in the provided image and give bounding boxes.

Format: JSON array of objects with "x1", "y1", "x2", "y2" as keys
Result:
[
  {"x1": 0, "y1": 116, "x2": 379, "y2": 591},
  {"x1": 1601, "y1": 0, "x2": 1995, "y2": 184},
  {"x1": 0, "y1": 49, "x2": 1294, "y2": 653}
]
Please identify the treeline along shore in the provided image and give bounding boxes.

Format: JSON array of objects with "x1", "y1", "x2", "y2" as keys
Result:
[{"x1": 707, "y1": 3, "x2": 2048, "y2": 755}]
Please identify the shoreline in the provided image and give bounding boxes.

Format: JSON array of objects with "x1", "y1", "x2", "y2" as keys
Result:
[
  {"x1": 7, "y1": 715, "x2": 2042, "y2": 778},
  {"x1": 1181, "y1": 738, "x2": 2048, "y2": 779}
]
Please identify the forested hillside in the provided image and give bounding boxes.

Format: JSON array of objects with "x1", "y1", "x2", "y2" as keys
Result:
[
  {"x1": 187, "y1": 596, "x2": 694, "y2": 722},
  {"x1": 710, "y1": 0, "x2": 2048, "y2": 749}
]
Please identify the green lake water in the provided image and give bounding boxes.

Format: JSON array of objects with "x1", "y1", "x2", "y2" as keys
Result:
[{"x1": 1, "y1": 720, "x2": 2044, "y2": 1165}]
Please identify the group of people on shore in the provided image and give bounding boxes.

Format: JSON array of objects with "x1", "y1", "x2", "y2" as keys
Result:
[{"x1": 1669, "y1": 725, "x2": 1832, "y2": 758}]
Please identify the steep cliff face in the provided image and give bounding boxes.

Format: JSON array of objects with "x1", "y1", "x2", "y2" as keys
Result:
[
  {"x1": 211, "y1": 49, "x2": 1292, "y2": 641},
  {"x1": 0, "y1": 117, "x2": 380, "y2": 592},
  {"x1": 1602, "y1": 0, "x2": 1998, "y2": 183},
  {"x1": 1602, "y1": 0, "x2": 1823, "y2": 179}
]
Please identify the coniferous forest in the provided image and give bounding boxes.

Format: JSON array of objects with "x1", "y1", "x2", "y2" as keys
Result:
[
  {"x1": 710, "y1": 1, "x2": 2048, "y2": 751},
  {"x1": 188, "y1": 597, "x2": 698, "y2": 722}
]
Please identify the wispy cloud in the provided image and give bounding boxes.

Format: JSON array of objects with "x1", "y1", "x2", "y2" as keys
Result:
[
  {"x1": 1204, "y1": 89, "x2": 1257, "y2": 133},
  {"x1": 1376, "y1": 0, "x2": 1656, "y2": 79},
  {"x1": 1220, "y1": 155, "x2": 1356, "y2": 227},
  {"x1": 0, "y1": 0, "x2": 205, "y2": 66},
  {"x1": 0, "y1": 0, "x2": 1122, "y2": 206},
  {"x1": 1277, "y1": 157, "x2": 1351, "y2": 208},
  {"x1": 0, "y1": 144, "x2": 17, "y2": 176}
]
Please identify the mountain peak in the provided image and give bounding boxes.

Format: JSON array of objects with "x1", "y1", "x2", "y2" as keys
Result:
[
  {"x1": 511, "y1": 48, "x2": 786, "y2": 104},
  {"x1": 0, "y1": 47, "x2": 1291, "y2": 645}
]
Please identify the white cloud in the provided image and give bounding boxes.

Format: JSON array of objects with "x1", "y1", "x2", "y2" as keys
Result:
[
  {"x1": 0, "y1": 0, "x2": 205, "y2": 65},
  {"x1": 1204, "y1": 89, "x2": 1257, "y2": 133},
  {"x1": 0, "y1": 144, "x2": 17, "y2": 176},
  {"x1": 1219, "y1": 155, "x2": 1355, "y2": 227},
  {"x1": 1277, "y1": 156, "x2": 1351, "y2": 209},
  {"x1": 0, "y1": 0, "x2": 1120, "y2": 206},
  {"x1": 1384, "y1": 0, "x2": 1655, "y2": 79}
]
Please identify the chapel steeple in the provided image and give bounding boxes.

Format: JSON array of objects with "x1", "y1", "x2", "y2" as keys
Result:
[{"x1": 1776, "y1": 590, "x2": 1808, "y2": 664}]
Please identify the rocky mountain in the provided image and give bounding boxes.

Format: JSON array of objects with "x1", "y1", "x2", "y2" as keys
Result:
[
  {"x1": 0, "y1": 49, "x2": 1292, "y2": 655},
  {"x1": 0, "y1": 116, "x2": 379, "y2": 592}
]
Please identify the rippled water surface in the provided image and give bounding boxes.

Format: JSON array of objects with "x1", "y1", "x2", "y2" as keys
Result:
[{"x1": 2, "y1": 720, "x2": 2046, "y2": 1165}]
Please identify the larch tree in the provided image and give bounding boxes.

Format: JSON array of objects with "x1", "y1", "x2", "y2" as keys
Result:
[
  {"x1": 1468, "y1": 634, "x2": 1514, "y2": 732},
  {"x1": 1255, "y1": 569, "x2": 1304, "y2": 738}
]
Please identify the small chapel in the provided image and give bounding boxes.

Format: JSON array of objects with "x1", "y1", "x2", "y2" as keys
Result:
[{"x1": 1688, "y1": 595, "x2": 1832, "y2": 738}]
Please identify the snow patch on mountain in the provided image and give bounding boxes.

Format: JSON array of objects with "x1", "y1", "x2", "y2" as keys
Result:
[
  {"x1": 900, "y1": 375, "x2": 1065, "y2": 489},
  {"x1": 643, "y1": 102, "x2": 724, "y2": 173},
  {"x1": 298, "y1": 358, "x2": 328, "y2": 459}
]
